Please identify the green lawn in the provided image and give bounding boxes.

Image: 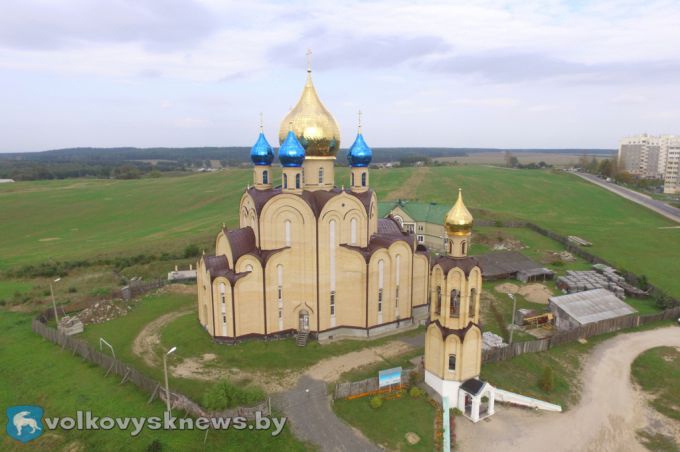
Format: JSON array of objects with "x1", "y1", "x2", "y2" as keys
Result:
[
  {"x1": 159, "y1": 312, "x2": 424, "y2": 374},
  {"x1": 0, "y1": 280, "x2": 33, "y2": 301},
  {"x1": 334, "y1": 395, "x2": 435, "y2": 451},
  {"x1": 0, "y1": 311, "x2": 307, "y2": 452},
  {"x1": 631, "y1": 346, "x2": 680, "y2": 422}
]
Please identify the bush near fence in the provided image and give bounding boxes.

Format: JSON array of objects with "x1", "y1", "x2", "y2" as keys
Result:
[{"x1": 32, "y1": 316, "x2": 269, "y2": 420}]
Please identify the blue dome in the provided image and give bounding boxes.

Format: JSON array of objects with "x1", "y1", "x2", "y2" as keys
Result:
[
  {"x1": 278, "y1": 130, "x2": 305, "y2": 167},
  {"x1": 250, "y1": 132, "x2": 274, "y2": 166},
  {"x1": 347, "y1": 132, "x2": 373, "y2": 167}
]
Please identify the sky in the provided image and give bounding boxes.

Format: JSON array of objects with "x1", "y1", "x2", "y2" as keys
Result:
[{"x1": 1, "y1": 0, "x2": 680, "y2": 152}]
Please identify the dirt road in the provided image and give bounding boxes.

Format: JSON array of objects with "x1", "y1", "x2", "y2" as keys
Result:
[{"x1": 457, "y1": 326, "x2": 680, "y2": 452}]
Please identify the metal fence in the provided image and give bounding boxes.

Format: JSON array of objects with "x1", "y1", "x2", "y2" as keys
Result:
[
  {"x1": 482, "y1": 306, "x2": 680, "y2": 363},
  {"x1": 32, "y1": 318, "x2": 269, "y2": 419}
]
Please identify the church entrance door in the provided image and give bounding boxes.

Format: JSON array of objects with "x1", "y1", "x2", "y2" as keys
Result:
[{"x1": 299, "y1": 310, "x2": 310, "y2": 332}]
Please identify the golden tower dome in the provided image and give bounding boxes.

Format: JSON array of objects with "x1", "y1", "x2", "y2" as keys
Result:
[
  {"x1": 278, "y1": 51, "x2": 341, "y2": 157},
  {"x1": 445, "y1": 188, "x2": 474, "y2": 236}
]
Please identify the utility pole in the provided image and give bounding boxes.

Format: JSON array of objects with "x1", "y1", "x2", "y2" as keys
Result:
[
  {"x1": 50, "y1": 277, "x2": 61, "y2": 324},
  {"x1": 163, "y1": 346, "x2": 177, "y2": 414},
  {"x1": 508, "y1": 293, "x2": 517, "y2": 345}
]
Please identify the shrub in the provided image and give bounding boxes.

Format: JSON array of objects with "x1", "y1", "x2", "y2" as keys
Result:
[
  {"x1": 68, "y1": 287, "x2": 77, "y2": 293},
  {"x1": 369, "y1": 396, "x2": 383, "y2": 409},
  {"x1": 183, "y1": 244, "x2": 200, "y2": 259},
  {"x1": 0, "y1": 299, "x2": 6, "y2": 306},
  {"x1": 409, "y1": 386, "x2": 425, "y2": 398},
  {"x1": 538, "y1": 366, "x2": 555, "y2": 392},
  {"x1": 202, "y1": 379, "x2": 265, "y2": 410},
  {"x1": 409, "y1": 369, "x2": 423, "y2": 386},
  {"x1": 451, "y1": 407, "x2": 463, "y2": 417},
  {"x1": 146, "y1": 439, "x2": 163, "y2": 452}
]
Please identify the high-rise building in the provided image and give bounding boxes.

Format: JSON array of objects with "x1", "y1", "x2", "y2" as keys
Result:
[{"x1": 618, "y1": 134, "x2": 680, "y2": 193}]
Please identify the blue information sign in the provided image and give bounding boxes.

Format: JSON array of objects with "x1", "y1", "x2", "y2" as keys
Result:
[{"x1": 378, "y1": 366, "x2": 402, "y2": 388}]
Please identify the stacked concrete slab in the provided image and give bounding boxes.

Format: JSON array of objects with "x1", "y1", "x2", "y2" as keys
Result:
[
  {"x1": 482, "y1": 331, "x2": 507, "y2": 350},
  {"x1": 556, "y1": 266, "x2": 626, "y2": 299}
]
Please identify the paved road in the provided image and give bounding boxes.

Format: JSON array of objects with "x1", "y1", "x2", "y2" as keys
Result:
[
  {"x1": 457, "y1": 326, "x2": 680, "y2": 452},
  {"x1": 577, "y1": 173, "x2": 680, "y2": 223},
  {"x1": 272, "y1": 376, "x2": 380, "y2": 452}
]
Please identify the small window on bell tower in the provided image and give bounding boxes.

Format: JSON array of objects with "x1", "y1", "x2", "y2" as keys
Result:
[
  {"x1": 448, "y1": 354, "x2": 456, "y2": 371},
  {"x1": 263, "y1": 170, "x2": 268, "y2": 184}
]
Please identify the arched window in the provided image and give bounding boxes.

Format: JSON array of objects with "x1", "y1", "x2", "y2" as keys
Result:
[
  {"x1": 319, "y1": 167, "x2": 324, "y2": 184},
  {"x1": 277, "y1": 264, "x2": 283, "y2": 301},
  {"x1": 284, "y1": 220, "x2": 291, "y2": 247},
  {"x1": 283, "y1": 173, "x2": 288, "y2": 189},
  {"x1": 351, "y1": 172, "x2": 355, "y2": 186},
  {"x1": 470, "y1": 288, "x2": 478, "y2": 318},
  {"x1": 435, "y1": 286, "x2": 442, "y2": 315},
  {"x1": 295, "y1": 173, "x2": 301, "y2": 189},
  {"x1": 262, "y1": 170, "x2": 268, "y2": 184},
  {"x1": 450, "y1": 289, "x2": 459, "y2": 317},
  {"x1": 361, "y1": 172, "x2": 367, "y2": 186},
  {"x1": 461, "y1": 240, "x2": 466, "y2": 255},
  {"x1": 350, "y1": 218, "x2": 357, "y2": 244}
]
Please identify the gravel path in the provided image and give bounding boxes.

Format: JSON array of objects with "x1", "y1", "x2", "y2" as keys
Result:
[{"x1": 457, "y1": 326, "x2": 680, "y2": 452}]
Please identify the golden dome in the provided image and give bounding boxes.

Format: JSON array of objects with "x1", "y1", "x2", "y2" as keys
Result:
[
  {"x1": 278, "y1": 67, "x2": 340, "y2": 158},
  {"x1": 445, "y1": 189, "x2": 474, "y2": 236}
]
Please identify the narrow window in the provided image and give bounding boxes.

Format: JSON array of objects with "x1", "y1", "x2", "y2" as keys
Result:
[
  {"x1": 417, "y1": 235, "x2": 424, "y2": 243},
  {"x1": 461, "y1": 240, "x2": 466, "y2": 255},
  {"x1": 223, "y1": 315, "x2": 226, "y2": 323},
  {"x1": 295, "y1": 173, "x2": 301, "y2": 189},
  {"x1": 395, "y1": 254, "x2": 401, "y2": 311},
  {"x1": 277, "y1": 265, "x2": 283, "y2": 302},
  {"x1": 283, "y1": 173, "x2": 288, "y2": 189},
  {"x1": 450, "y1": 289, "x2": 459, "y2": 317},
  {"x1": 448, "y1": 354, "x2": 456, "y2": 371},
  {"x1": 319, "y1": 167, "x2": 324, "y2": 184},
  {"x1": 378, "y1": 288, "x2": 383, "y2": 313},
  {"x1": 350, "y1": 218, "x2": 357, "y2": 244},
  {"x1": 262, "y1": 170, "x2": 268, "y2": 184},
  {"x1": 284, "y1": 220, "x2": 291, "y2": 247},
  {"x1": 351, "y1": 172, "x2": 355, "y2": 186},
  {"x1": 470, "y1": 288, "x2": 478, "y2": 317},
  {"x1": 361, "y1": 172, "x2": 367, "y2": 186},
  {"x1": 330, "y1": 290, "x2": 336, "y2": 316},
  {"x1": 436, "y1": 286, "x2": 442, "y2": 315}
]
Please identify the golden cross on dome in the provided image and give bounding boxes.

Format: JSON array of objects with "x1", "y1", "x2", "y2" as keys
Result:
[
  {"x1": 259, "y1": 112, "x2": 264, "y2": 132},
  {"x1": 358, "y1": 110, "x2": 362, "y2": 132},
  {"x1": 306, "y1": 48, "x2": 312, "y2": 73}
]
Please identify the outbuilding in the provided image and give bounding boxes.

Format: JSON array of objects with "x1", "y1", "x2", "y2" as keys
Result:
[{"x1": 549, "y1": 288, "x2": 636, "y2": 331}]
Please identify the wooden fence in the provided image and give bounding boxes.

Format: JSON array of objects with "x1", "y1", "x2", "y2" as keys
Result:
[
  {"x1": 334, "y1": 375, "x2": 408, "y2": 400},
  {"x1": 482, "y1": 305, "x2": 680, "y2": 363},
  {"x1": 32, "y1": 318, "x2": 269, "y2": 419}
]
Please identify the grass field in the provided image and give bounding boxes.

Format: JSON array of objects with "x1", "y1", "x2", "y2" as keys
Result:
[
  {"x1": 2, "y1": 166, "x2": 678, "y2": 298},
  {"x1": 333, "y1": 395, "x2": 435, "y2": 451},
  {"x1": 0, "y1": 311, "x2": 307, "y2": 452},
  {"x1": 631, "y1": 346, "x2": 680, "y2": 422}
]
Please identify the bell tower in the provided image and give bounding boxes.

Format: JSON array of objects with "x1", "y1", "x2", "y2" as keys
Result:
[{"x1": 424, "y1": 190, "x2": 494, "y2": 422}]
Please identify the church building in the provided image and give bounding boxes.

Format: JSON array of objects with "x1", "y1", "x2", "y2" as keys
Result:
[
  {"x1": 196, "y1": 62, "x2": 431, "y2": 342},
  {"x1": 195, "y1": 58, "x2": 494, "y2": 419}
]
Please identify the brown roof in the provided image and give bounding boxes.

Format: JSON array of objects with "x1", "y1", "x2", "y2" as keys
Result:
[
  {"x1": 432, "y1": 255, "x2": 480, "y2": 277},
  {"x1": 428, "y1": 319, "x2": 481, "y2": 341},
  {"x1": 202, "y1": 254, "x2": 250, "y2": 285},
  {"x1": 246, "y1": 186, "x2": 373, "y2": 218},
  {"x1": 224, "y1": 226, "x2": 256, "y2": 263},
  {"x1": 340, "y1": 229, "x2": 414, "y2": 263},
  {"x1": 246, "y1": 247, "x2": 289, "y2": 265},
  {"x1": 378, "y1": 216, "x2": 405, "y2": 235}
]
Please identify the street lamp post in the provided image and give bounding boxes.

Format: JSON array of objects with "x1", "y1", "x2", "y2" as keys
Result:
[
  {"x1": 50, "y1": 277, "x2": 61, "y2": 325},
  {"x1": 163, "y1": 346, "x2": 177, "y2": 414},
  {"x1": 507, "y1": 293, "x2": 517, "y2": 345}
]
